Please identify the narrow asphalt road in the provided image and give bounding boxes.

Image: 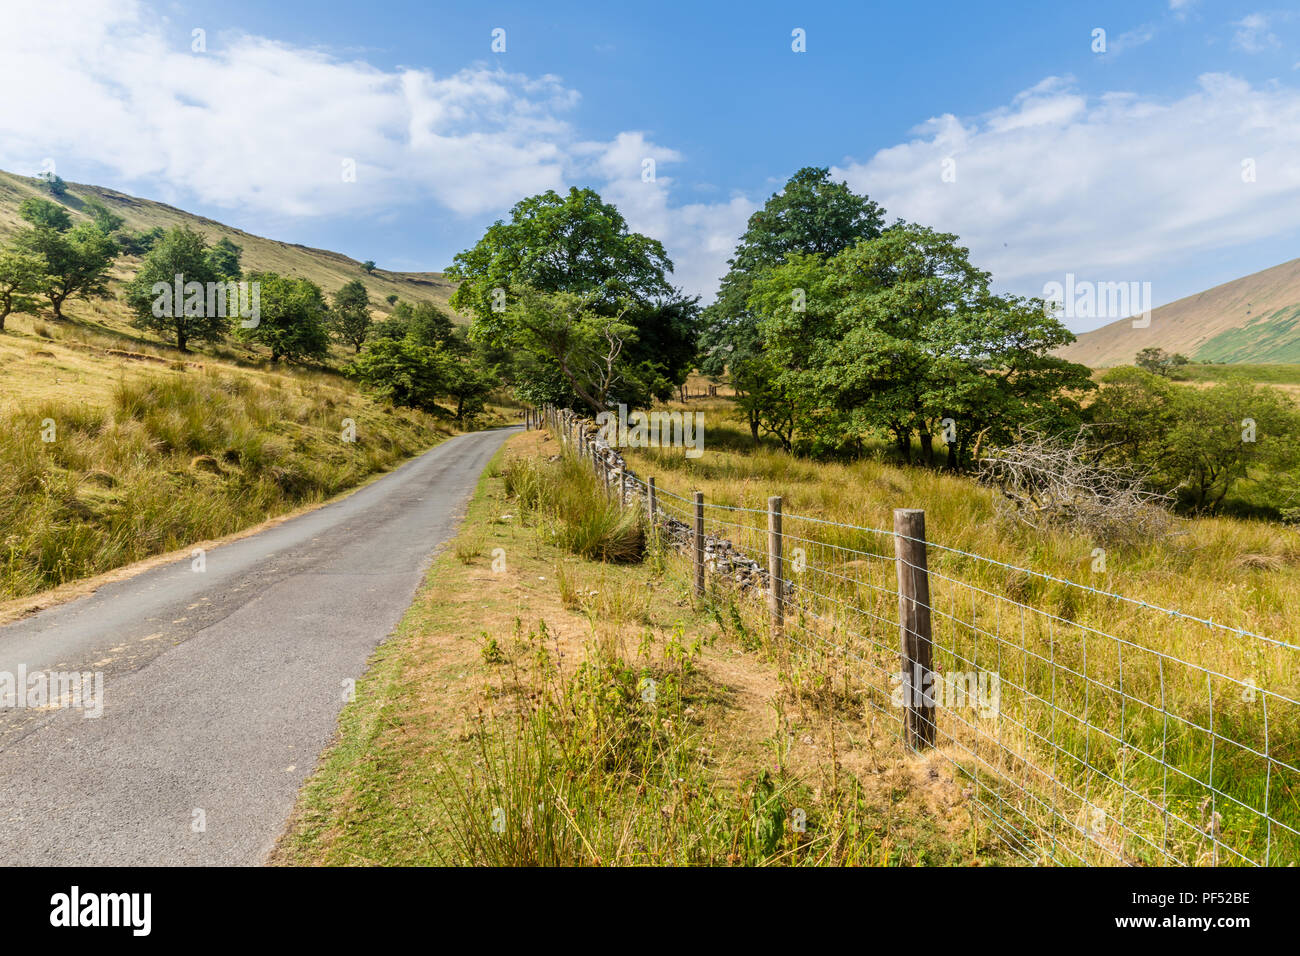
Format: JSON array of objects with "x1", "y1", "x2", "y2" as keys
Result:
[{"x1": 0, "y1": 426, "x2": 518, "y2": 865}]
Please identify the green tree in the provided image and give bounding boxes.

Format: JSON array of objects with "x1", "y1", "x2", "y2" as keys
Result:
[
  {"x1": 1135, "y1": 347, "x2": 1169, "y2": 374},
  {"x1": 240, "y1": 273, "x2": 330, "y2": 364},
  {"x1": 123, "y1": 226, "x2": 227, "y2": 351},
  {"x1": 493, "y1": 287, "x2": 642, "y2": 412},
  {"x1": 17, "y1": 199, "x2": 116, "y2": 320},
  {"x1": 407, "y1": 301, "x2": 456, "y2": 350},
  {"x1": 0, "y1": 248, "x2": 48, "y2": 331},
  {"x1": 699, "y1": 167, "x2": 885, "y2": 443},
  {"x1": 361, "y1": 260, "x2": 376, "y2": 274},
  {"x1": 330, "y1": 279, "x2": 372, "y2": 352},
  {"x1": 1089, "y1": 368, "x2": 1300, "y2": 514},
  {"x1": 206, "y1": 237, "x2": 243, "y2": 281},
  {"x1": 18, "y1": 197, "x2": 72, "y2": 231},
  {"x1": 113, "y1": 226, "x2": 165, "y2": 256},
  {"x1": 444, "y1": 351, "x2": 495, "y2": 422},
  {"x1": 38, "y1": 171, "x2": 68, "y2": 197},
  {"x1": 346, "y1": 337, "x2": 450, "y2": 412},
  {"x1": 448, "y1": 186, "x2": 696, "y2": 410},
  {"x1": 752, "y1": 224, "x2": 1091, "y2": 465}
]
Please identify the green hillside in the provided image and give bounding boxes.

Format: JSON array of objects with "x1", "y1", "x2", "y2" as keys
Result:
[{"x1": 0, "y1": 169, "x2": 461, "y2": 334}]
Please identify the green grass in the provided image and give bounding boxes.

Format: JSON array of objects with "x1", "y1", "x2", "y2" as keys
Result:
[
  {"x1": 1170, "y1": 363, "x2": 1300, "y2": 385},
  {"x1": 1193, "y1": 306, "x2": 1300, "y2": 364},
  {"x1": 0, "y1": 365, "x2": 452, "y2": 600}
]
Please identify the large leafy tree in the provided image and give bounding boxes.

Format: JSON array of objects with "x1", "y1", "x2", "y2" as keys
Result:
[
  {"x1": 347, "y1": 315, "x2": 496, "y2": 420},
  {"x1": 123, "y1": 226, "x2": 227, "y2": 351},
  {"x1": 753, "y1": 223, "x2": 1092, "y2": 466},
  {"x1": 443, "y1": 349, "x2": 495, "y2": 422},
  {"x1": 240, "y1": 273, "x2": 330, "y2": 364},
  {"x1": 447, "y1": 186, "x2": 698, "y2": 411},
  {"x1": 698, "y1": 167, "x2": 885, "y2": 442},
  {"x1": 330, "y1": 278, "x2": 372, "y2": 352},
  {"x1": 493, "y1": 287, "x2": 642, "y2": 411},
  {"x1": 16, "y1": 198, "x2": 117, "y2": 320}
]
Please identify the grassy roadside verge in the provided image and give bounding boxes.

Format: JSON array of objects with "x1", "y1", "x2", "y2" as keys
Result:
[
  {"x1": 0, "y1": 356, "x2": 523, "y2": 601},
  {"x1": 272, "y1": 429, "x2": 1008, "y2": 866}
]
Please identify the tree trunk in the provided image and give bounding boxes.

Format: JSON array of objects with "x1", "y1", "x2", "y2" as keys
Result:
[
  {"x1": 919, "y1": 429, "x2": 934, "y2": 466},
  {"x1": 177, "y1": 330, "x2": 188, "y2": 353},
  {"x1": 895, "y1": 430, "x2": 912, "y2": 464}
]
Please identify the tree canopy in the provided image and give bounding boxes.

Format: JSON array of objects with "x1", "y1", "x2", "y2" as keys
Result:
[
  {"x1": 329, "y1": 279, "x2": 372, "y2": 352},
  {"x1": 240, "y1": 272, "x2": 330, "y2": 364},
  {"x1": 698, "y1": 167, "x2": 885, "y2": 443},
  {"x1": 750, "y1": 223, "x2": 1093, "y2": 464},
  {"x1": 448, "y1": 186, "x2": 698, "y2": 412}
]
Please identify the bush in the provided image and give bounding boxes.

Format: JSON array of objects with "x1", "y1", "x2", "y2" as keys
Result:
[{"x1": 501, "y1": 455, "x2": 644, "y2": 562}]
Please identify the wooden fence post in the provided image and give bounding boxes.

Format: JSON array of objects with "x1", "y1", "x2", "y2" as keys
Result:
[
  {"x1": 693, "y1": 491, "x2": 705, "y2": 597},
  {"x1": 894, "y1": 508, "x2": 936, "y2": 750},
  {"x1": 618, "y1": 467, "x2": 627, "y2": 508},
  {"x1": 768, "y1": 496, "x2": 783, "y2": 639},
  {"x1": 647, "y1": 476, "x2": 657, "y2": 525}
]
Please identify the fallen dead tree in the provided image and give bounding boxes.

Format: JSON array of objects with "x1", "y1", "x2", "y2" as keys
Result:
[{"x1": 978, "y1": 428, "x2": 1173, "y2": 545}]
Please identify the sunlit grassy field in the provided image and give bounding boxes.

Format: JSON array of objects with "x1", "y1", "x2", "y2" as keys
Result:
[
  {"x1": 0, "y1": 353, "x2": 458, "y2": 601},
  {"x1": 611, "y1": 396, "x2": 1300, "y2": 865}
]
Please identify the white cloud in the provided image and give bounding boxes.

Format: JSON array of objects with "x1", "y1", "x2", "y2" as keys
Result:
[
  {"x1": 588, "y1": 133, "x2": 756, "y2": 296},
  {"x1": 831, "y1": 73, "x2": 1300, "y2": 322},
  {"x1": 0, "y1": 0, "x2": 746, "y2": 296},
  {"x1": 1232, "y1": 13, "x2": 1280, "y2": 53},
  {"x1": 1107, "y1": 24, "x2": 1158, "y2": 56}
]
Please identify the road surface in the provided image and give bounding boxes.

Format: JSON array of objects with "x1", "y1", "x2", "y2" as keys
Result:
[{"x1": 0, "y1": 426, "x2": 517, "y2": 865}]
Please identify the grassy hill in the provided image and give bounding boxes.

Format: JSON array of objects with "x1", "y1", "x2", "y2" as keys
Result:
[
  {"x1": 0, "y1": 172, "x2": 511, "y2": 607},
  {"x1": 0, "y1": 168, "x2": 461, "y2": 332},
  {"x1": 1058, "y1": 256, "x2": 1300, "y2": 367}
]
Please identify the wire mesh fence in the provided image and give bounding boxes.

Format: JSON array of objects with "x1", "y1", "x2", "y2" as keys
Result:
[{"x1": 532, "y1": 406, "x2": 1300, "y2": 867}]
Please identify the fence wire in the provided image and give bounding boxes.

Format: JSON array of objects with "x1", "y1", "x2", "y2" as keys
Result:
[{"x1": 537, "y1": 408, "x2": 1299, "y2": 867}]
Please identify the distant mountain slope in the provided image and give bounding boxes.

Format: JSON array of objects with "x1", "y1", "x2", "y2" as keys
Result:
[
  {"x1": 0, "y1": 169, "x2": 461, "y2": 322},
  {"x1": 1058, "y1": 257, "x2": 1300, "y2": 368}
]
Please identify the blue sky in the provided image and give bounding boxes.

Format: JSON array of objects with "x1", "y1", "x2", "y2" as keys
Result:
[{"x1": 4, "y1": 0, "x2": 1300, "y2": 330}]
